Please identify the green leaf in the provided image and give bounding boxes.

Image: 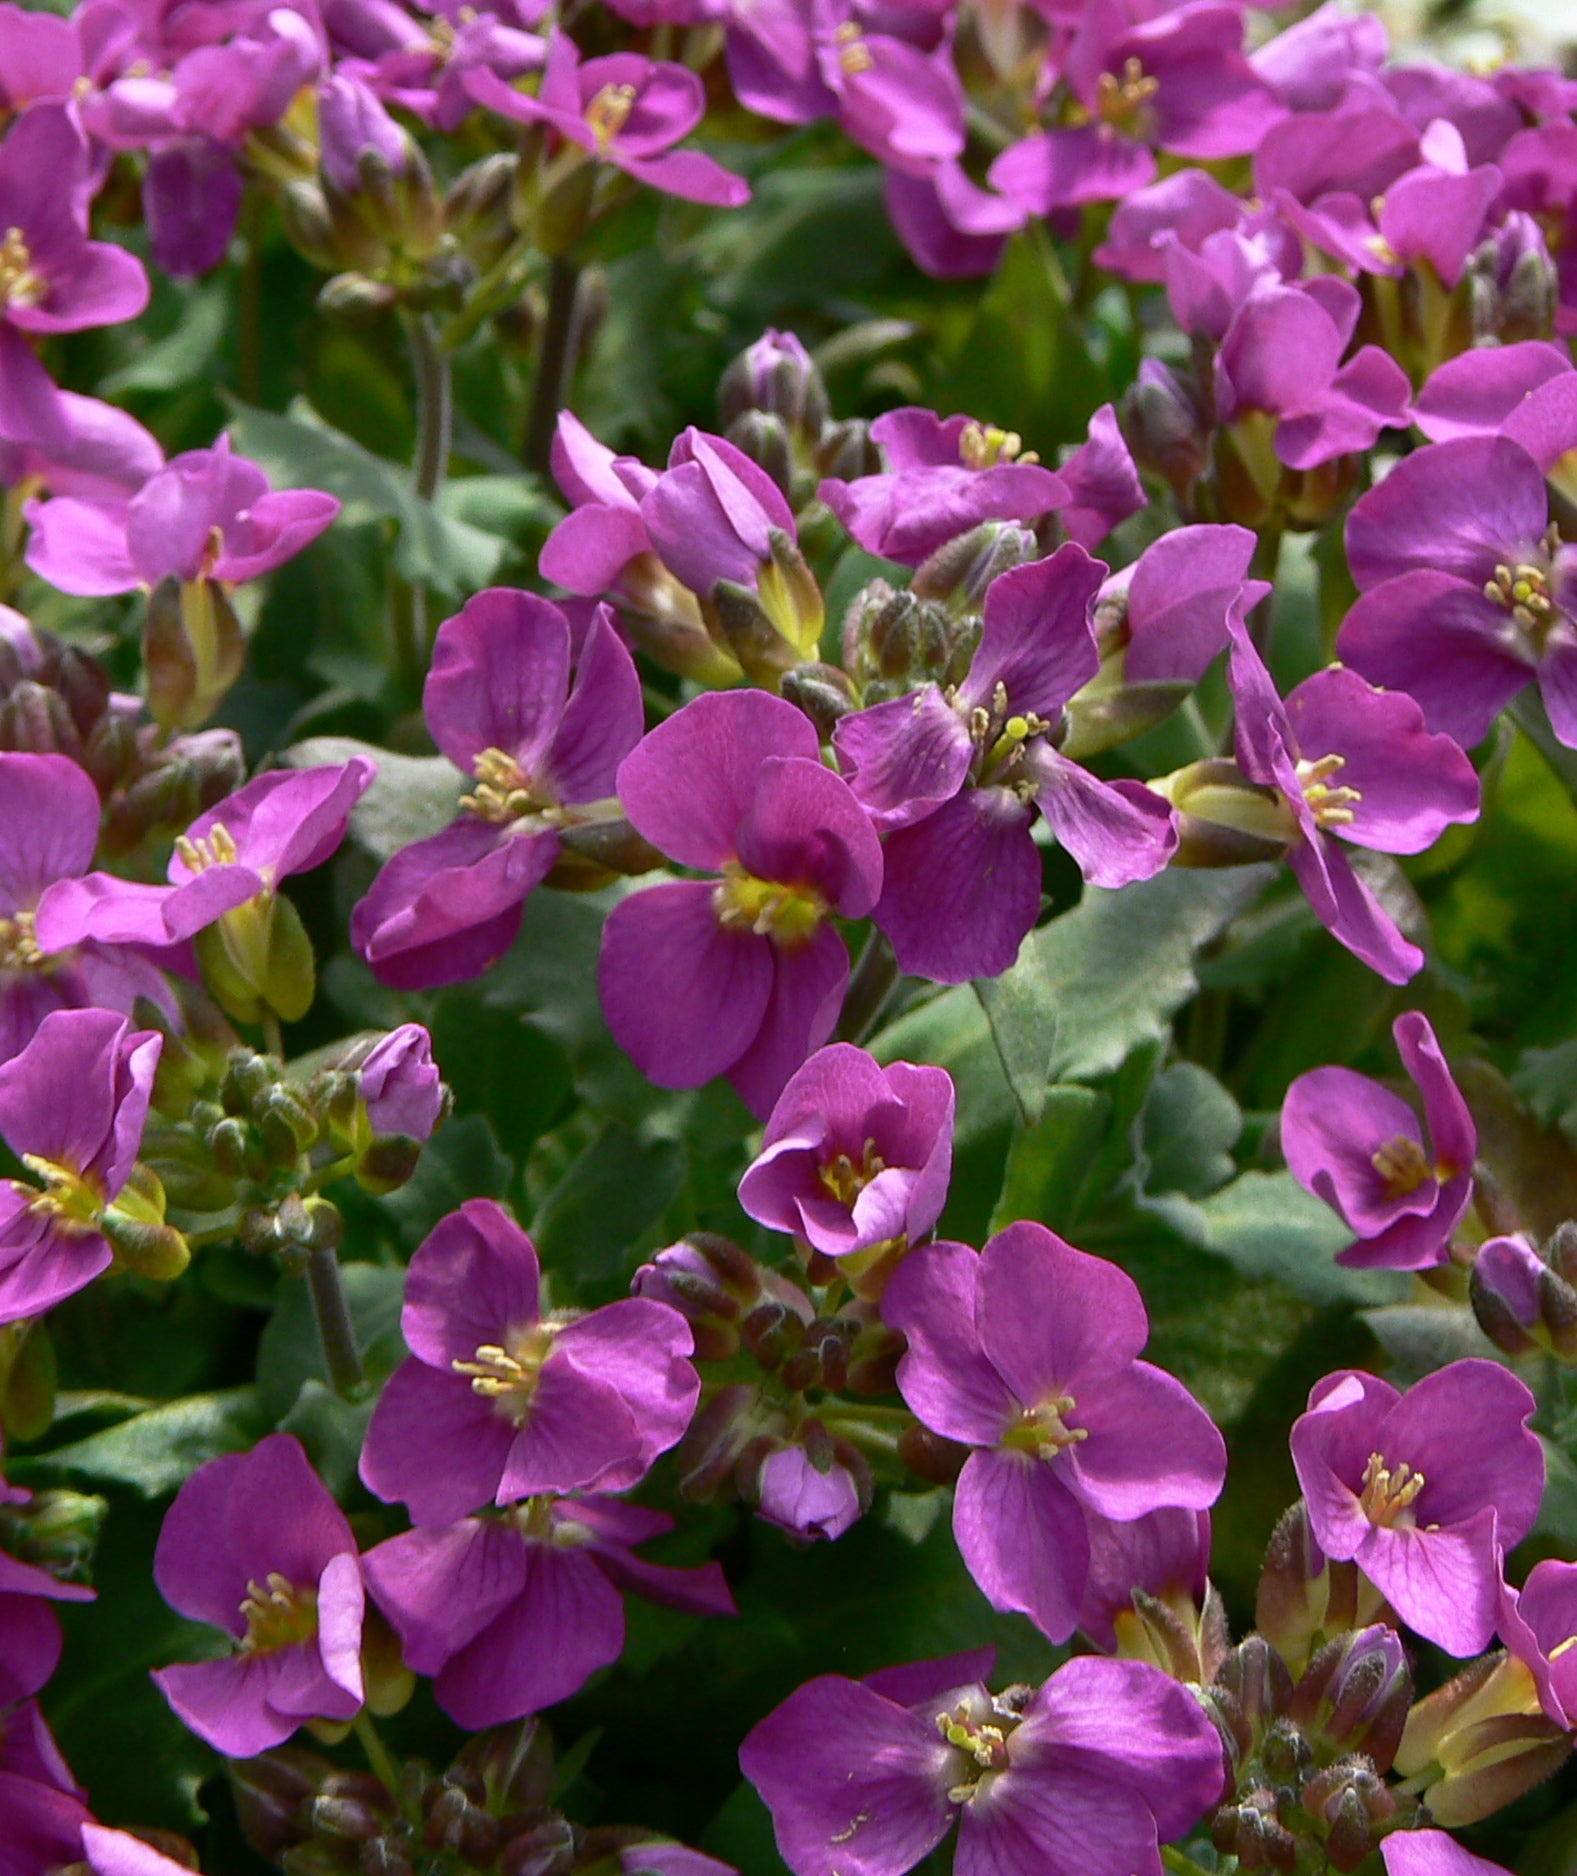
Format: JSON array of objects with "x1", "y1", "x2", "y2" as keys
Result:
[
  {"x1": 226, "y1": 397, "x2": 508, "y2": 595},
  {"x1": 981, "y1": 867, "x2": 1274, "y2": 1092},
  {"x1": 532, "y1": 1119, "x2": 688, "y2": 1299},
  {"x1": 1184, "y1": 1170, "x2": 1408, "y2": 1309},
  {"x1": 27, "y1": 1388, "x2": 271, "y2": 1496},
  {"x1": 974, "y1": 935, "x2": 1059, "y2": 1123},
  {"x1": 990, "y1": 1084, "x2": 1110, "y2": 1235},
  {"x1": 100, "y1": 280, "x2": 228, "y2": 396},
  {"x1": 278, "y1": 1378, "x2": 376, "y2": 1498},
  {"x1": 286, "y1": 734, "x2": 461, "y2": 862},
  {"x1": 1140, "y1": 1062, "x2": 1243, "y2": 1200}
]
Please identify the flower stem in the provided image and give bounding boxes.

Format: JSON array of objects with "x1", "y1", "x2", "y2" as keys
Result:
[
  {"x1": 260, "y1": 1009, "x2": 285, "y2": 1062},
  {"x1": 306, "y1": 1241, "x2": 364, "y2": 1398},
  {"x1": 525, "y1": 253, "x2": 582, "y2": 479},
  {"x1": 353, "y1": 1710, "x2": 403, "y2": 1800},
  {"x1": 404, "y1": 310, "x2": 452, "y2": 506},
  {"x1": 836, "y1": 931, "x2": 899, "y2": 1045}
]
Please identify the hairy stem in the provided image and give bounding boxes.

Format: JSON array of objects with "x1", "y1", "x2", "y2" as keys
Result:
[
  {"x1": 306, "y1": 1241, "x2": 364, "y2": 1398},
  {"x1": 525, "y1": 254, "x2": 582, "y2": 478},
  {"x1": 353, "y1": 1710, "x2": 403, "y2": 1800}
]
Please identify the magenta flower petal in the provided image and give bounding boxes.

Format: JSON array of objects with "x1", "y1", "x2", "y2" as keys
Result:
[
  {"x1": 1414, "y1": 341, "x2": 1574, "y2": 443},
  {"x1": 1282, "y1": 1067, "x2": 1432, "y2": 1235},
  {"x1": 351, "y1": 819, "x2": 552, "y2": 992},
  {"x1": 884, "y1": 1239, "x2": 1019, "y2": 1445},
  {"x1": 22, "y1": 493, "x2": 138, "y2": 593},
  {"x1": 953, "y1": 1447, "x2": 1090, "y2": 1642},
  {"x1": 974, "y1": 1224, "x2": 1150, "y2": 1404},
  {"x1": 547, "y1": 604, "x2": 645, "y2": 802},
  {"x1": 422, "y1": 588, "x2": 572, "y2": 775},
  {"x1": 1027, "y1": 753, "x2": 1177, "y2": 889},
  {"x1": 960, "y1": 544, "x2": 1103, "y2": 718},
  {"x1": 1383, "y1": 1832, "x2": 1511, "y2": 1876},
  {"x1": 599, "y1": 881, "x2": 775, "y2": 1089},
  {"x1": 1346, "y1": 435, "x2": 1549, "y2": 592},
  {"x1": 401, "y1": 1198, "x2": 541, "y2": 1370},
  {"x1": 832, "y1": 688, "x2": 974, "y2": 833},
  {"x1": 955, "y1": 1761, "x2": 1159, "y2": 1876},
  {"x1": 734, "y1": 757, "x2": 884, "y2": 918},
  {"x1": 1062, "y1": 1362, "x2": 1226, "y2": 1519},
  {"x1": 617, "y1": 689, "x2": 819, "y2": 871},
  {"x1": 0, "y1": 753, "x2": 99, "y2": 911},
  {"x1": 359, "y1": 1357, "x2": 519, "y2": 1527},
  {"x1": 554, "y1": 1298, "x2": 698, "y2": 1481},
  {"x1": 739, "y1": 1674, "x2": 959, "y2": 1876},
  {"x1": 873, "y1": 788, "x2": 1040, "y2": 984},
  {"x1": 726, "y1": 924, "x2": 850, "y2": 1119},
  {"x1": 363, "y1": 1519, "x2": 527, "y2": 1678}
]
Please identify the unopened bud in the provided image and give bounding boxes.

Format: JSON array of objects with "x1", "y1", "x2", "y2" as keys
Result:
[
  {"x1": 1121, "y1": 361, "x2": 1207, "y2": 504},
  {"x1": 446, "y1": 153, "x2": 518, "y2": 269},
  {"x1": 910, "y1": 521, "x2": 1036, "y2": 617},
  {"x1": 897, "y1": 1421, "x2": 968, "y2": 1486},
  {"x1": 841, "y1": 581, "x2": 956, "y2": 698},
  {"x1": 1291, "y1": 1624, "x2": 1412, "y2": 1772},
  {"x1": 316, "y1": 271, "x2": 399, "y2": 321},
  {"x1": 1257, "y1": 1499, "x2": 1391, "y2": 1677},
  {"x1": 1395, "y1": 1650, "x2": 1571, "y2": 1825},
  {"x1": 816, "y1": 417, "x2": 880, "y2": 483},
  {"x1": 1150, "y1": 757, "x2": 1293, "y2": 866},
  {"x1": 1210, "y1": 1635, "x2": 1294, "y2": 1763},
  {"x1": 0, "y1": 1486, "x2": 105, "y2": 1582},
  {"x1": 230, "y1": 1748, "x2": 331, "y2": 1858},
  {"x1": 1211, "y1": 1791, "x2": 1298, "y2": 1871},
  {"x1": 726, "y1": 409, "x2": 797, "y2": 505},
  {"x1": 499, "y1": 1817, "x2": 578, "y2": 1876},
  {"x1": 780, "y1": 662, "x2": 857, "y2": 739},
  {"x1": 144, "y1": 576, "x2": 247, "y2": 732},
  {"x1": 633, "y1": 1234, "x2": 770, "y2": 1362},
  {"x1": 677, "y1": 1383, "x2": 781, "y2": 1502},
  {"x1": 100, "y1": 1165, "x2": 190, "y2": 1280},
  {"x1": 1472, "y1": 1232, "x2": 1577, "y2": 1360},
  {"x1": 196, "y1": 890, "x2": 317, "y2": 1027},
  {"x1": 0, "y1": 678, "x2": 81, "y2": 757},
  {"x1": 720, "y1": 330, "x2": 829, "y2": 446},
  {"x1": 1301, "y1": 1758, "x2": 1396, "y2": 1873}
]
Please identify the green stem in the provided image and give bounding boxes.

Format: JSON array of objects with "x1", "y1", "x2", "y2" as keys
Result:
[
  {"x1": 525, "y1": 254, "x2": 582, "y2": 478},
  {"x1": 1511, "y1": 690, "x2": 1577, "y2": 802},
  {"x1": 302, "y1": 1153, "x2": 360, "y2": 1195},
  {"x1": 260, "y1": 1010, "x2": 285, "y2": 1062},
  {"x1": 353, "y1": 1710, "x2": 403, "y2": 1801},
  {"x1": 306, "y1": 1241, "x2": 364, "y2": 1399},
  {"x1": 835, "y1": 931, "x2": 899, "y2": 1045},
  {"x1": 404, "y1": 310, "x2": 453, "y2": 506},
  {"x1": 1160, "y1": 1849, "x2": 1216, "y2": 1876}
]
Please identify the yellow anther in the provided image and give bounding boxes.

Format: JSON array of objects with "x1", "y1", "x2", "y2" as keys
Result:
[
  {"x1": 1358, "y1": 1451, "x2": 1426, "y2": 1527},
  {"x1": 834, "y1": 20, "x2": 875, "y2": 73},
  {"x1": 239, "y1": 1571, "x2": 319, "y2": 1651},
  {"x1": 451, "y1": 1325, "x2": 558, "y2": 1423},
  {"x1": 958, "y1": 421, "x2": 1036, "y2": 470},
  {"x1": 1371, "y1": 1133, "x2": 1430, "y2": 1199},
  {"x1": 175, "y1": 822, "x2": 240, "y2": 873},
  {"x1": 818, "y1": 1138, "x2": 886, "y2": 1208},
  {"x1": 1001, "y1": 1392, "x2": 1087, "y2": 1457},
  {"x1": 20, "y1": 1156, "x2": 104, "y2": 1231},
  {"x1": 713, "y1": 865, "x2": 827, "y2": 948},
  {"x1": 461, "y1": 745, "x2": 544, "y2": 824},
  {"x1": 0, "y1": 910, "x2": 42, "y2": 971},
  {"x1": 585, "y1": 81, "x2": 638, "y2": 151},
  {"x1": 1295, "y1": 751, "x2": 1362, "y2": 829},
  {"x1": 1093, "y1": 56, "x2": 1160, "y2": 128},
  {"x1": 0, "y1": 226, "x2": 42, "y2": 310}
]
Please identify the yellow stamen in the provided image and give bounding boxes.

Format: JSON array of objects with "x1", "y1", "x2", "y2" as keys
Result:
[
  {"x1": 174, "y1": 822, "x2": 240, "y2": 873},
  {"x1": 713, "y1": 865, "x2": 827, "y2": 948},
  {"x1": 958, "y1": 421, "x2": 1037, "y2": 470},
  {"x1": 0, "y1": 227, "x2": 42, "y2": 310},
  {"x1": 1358, "y1": 1451, "x2": 1426, "y2": 1527},
  {"x1": 451, "y1": 1324, "x2": 559, "y2": 1424},
  {"x1": 461, "y1": 745, "x2": 547, "y2": 825},
  {"x1": 1371, "y1": 1133, "x2": 1430, "y2": 1199},
  {"x1": 1295, "y1": 751, "x2": 1362, "y2": 829},
  {"x1": 0, "y1": 910, "x2": 42, "y2": 972},
  {"x1": 834, "y1": 20, "x2": 875, "y2": 74},
  {"x1": 239, "y1": 1571, "x2": 319, "y2": 1651},
  {"x1": 1000, "y1": 1392, "x2": 1087, "y2": 1457},
  {"x1": 818, "y1": 1138, "x2": 886, "y2": 1208},
  {"x1": 585, "y1": 82, "x2": 638, "y2": 152}
]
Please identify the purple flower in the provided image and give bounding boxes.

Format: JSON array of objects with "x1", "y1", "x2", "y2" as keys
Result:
[
  {"x1": 0, "y1": 1541, "x2": 93, "y2": 1708},
  {"x1": 318, "y1": 70, "x2": 409, "y2": 194},
  {"x1": 360, "y1": 1200, "x2": 700, "y2": 1528},
  {"x1": 1095, "y1": 168, "x2": 1246, "y2": 286},
  {"x1": 363, "y1": 1493, "x2": 732, "y2": 1728},
  {"x1": 1250, "y1": 2, "x2": 1388, "y2": 113},
  {"x1": 0, "y1": 104, "x2": 149, "y2": 451},
  {"x1": 1211, "y1": 622, "x2": 1480, "y2": 984},
  {"x1": 1338, "y1": 433, "x2": 1577, "y2": 749},
  {"x1": 738, "y1": 1044, "x2": 953, "y2": 1278},
  {"x1": 352, "y1": 591, "x2": 642, "y2": 989},
  {"x1": 358, "y1": 1023, "x2": 445, "y2": 1140},
  {"x1": 598, "y1": 689, "x2": 883, "y2": 1118},
  {"x1": 37, "y1": 759, "x2": 376, "y2": 952},
  {"x1": 1498, "y1": 1559, "x2": 1577, "y2": 1728},
  {"x1": 24, "y1": 433, "x2": 340, "y2": 598},
  {"x1": 0, "y1": 751, "x2": 181, "y2": 1065},
  {"x1": 1281, "y1": 1011, "x2": 1476, "y2": 1270},
  {"x1": 882, "y1": 1225, "x2": 1226, "y2": 1642},
  {"x1": 739, "y1": 1649, "x2": 1226, "y2": 1876},
  {"x1": 1057, "y1": 404, "x2": 1145, "y2": 552},
  {"x1": 833, "y1": 546, "x2": 1177, "y2": 983},
  {"x1": 0, "y1": 1705, "x2": 90, "y2": 1876},
  {"x1": 1213, "y1": 280, "x2": 1412, "y2": 472},
  {"x1": 81, "y1": 1824, "x2": 202, "y2": 1876},
  {"x1": 1077, "y1": 1507, "x2": 1212, "y2": 1659},
  {"x1": 332, "y1": 0, "x2": 546, "y2": 134},
  {"x1": 1412, "y1": 342, "x2": 1577, "y2": 463},
  {"x1": 989, "y1": 0, "x2": 1281, "y2": 214},
  {"x1": 820, "y1": 407, "x2": 1068, "y2": 566},
  {"x1": 1289, "y1": 1360, "x2": 1542, "y2": 1654},
  {"x1": 466, "y1": 33, "x2": 749, "y2": 206},
  {"x1": 152, "y1": 1433, "x2": 365, "y2": 1757},
  {"x1": 0, "y1": 389, "x2": 162, "y2": 501},
  {"x1": 1383, "y1": 1833, "x2": 1512, "y2": 1876},
  {"x1": 883, "y1": 161, "x2": 1023, "y2": 280},
  {"x1": 0, "y1": 1008, "x2": 160, "y2": 1324},
  {"x1": 756, "y1": 1440, "x2": 865, "y2": 1542}
]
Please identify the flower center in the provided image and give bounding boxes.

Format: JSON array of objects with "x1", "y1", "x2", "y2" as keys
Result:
[
  {"x1": 0, "y1": 910, "x2": 42, "y2": 973},
  {"x1": 585, "y1": 82, "x2": 637, "y2": 151},
  {"x1": 1000, "y1": 1392, "x2": 1087, "y2": 1458},
  {"x1": 1484, "y1": 530, "x2": 1564, "y2": 649},
  {"x1": 461, "y1": 746, "x2": 552, "y2": 825},
  {"x1": 713, "y1": 865, "x2": 827, "y2": 948},
  {"x1": 965, "y1": 679, "x2": 1050, "y2": 791},
  {"x1": 20, "y1": 1156, "x2": 105, "y2": 1233},
  {"x1": 1295, "y1": 752, "x2": 1362, "y2": 829},
  {"x1": 934, "y1": 1691, "x2": 1026, "y2": 1802},
  {"x1": 1093, "y1": 56, "x2": 1160, "y2": 132},
  {"x1": 958, "y1": 422, "x2": 1038, "y2": 470},
  {"x1": 239, "y1": 1572, "x2": 320, "y2": 1652},
  {"x1": 174, "y1": 822, "x2": 241, "y2": 873},
  {"x1": 834, "y1": 20, "x2": 874, "y2": 75},
  {"x1": 818, "y1": 1138, "x2": 886, "y2": 1208},
  {"x1": 451, "y1": 1324, "x2": 559, "y2": 1425},
  {"x1": 1371, "y1": 1133, "x2": 1430, "y2": 1200},
  {"x1": 1358, "y1": 1451, "x2": 1425, "y2": 1527},
  {"x1": 0, "y1": 226, "x2": 42, "y2": 310}
]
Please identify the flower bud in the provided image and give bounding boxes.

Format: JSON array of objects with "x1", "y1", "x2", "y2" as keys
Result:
[
  {"x1": 1211, "y1": 1790, "x2": 1298, "y2": 1871},
  {"x1": 0, "y1": 1318, "x2": 54, "y2": 1442},
  {"x1": 230, "y1": 1748, "x2": 331, "y2": 1858},
  {"x1": 143, "y1": 576, "x2": 247, "y2": 732},
  {"x1": 1121, "y1": 360, "x2": 1208, "y2": 506},
  {"x1": 751, "y1": 1418, "x2": 872, "y2": 1542},
  {"x1": 446, "y1": 153, "x2": 518, "y2": 271},
  {"x1": 909, "y1": 521, "x2": 1036, "y2": 618},
  {"x1": 100, "y1": 1164, "x2": 190, "y2": 1281},
  {"x1": 725, "y1": 409, "x2": 797, "y2": 506},
  {"x1": 1209, "y1": 1635, "x2": 1295, "y2": 1765},
  {"x1": 499, "y1": 1817, "x2": 578, "y2": 1876},
  {"x1": 816, "y1": 416, "x2": 880, "y2": 483},
  {"x1": 361, "y1": 1603, "x2": 415, "y2": 1718},
  {"x1": 1394, "y1": 1650, "x2": 1571, "y2": 1825},
  {"x1": 550, "y1": 817, "x2": 666, "y2": 879},
  {"x1": 720, "y1": 331, "x2": 830, "y2": 448},
  {"x1": 780, "y1": 660, "x2": 857, "y2": 738},
  {"x1": 1290, "y1": 1625, "x2": 1412, "y2": 1773},
  {"x1": 0, "y1": 1485, "x2": 105, "y2": 1583},
  {"x1": 841, "y1": 580, "x2": 958, "y2": 700},
  {"x1": 196, "y1": 890, "x2": 317, "y2": 1027},
  {"x1": 633, "y1": 1233, "x2": 769, "y2": 1362},
  {"x1": 1471, "y1": 1232, "x2": 1577, "y2": 1360},
  {"x1": 316, "y1": 271, "x2": 399, "y2": 321},
  {"x1": 260, "y1": 1085, "x2": 321, "y2": 1166},
  {"x1": 677, "y1": 1383, "x2": 783, "y2": 1502},
  {"x1": 897, "y1": 1421, "x2": 968, "y2": 1485},
  {"x1": 357, "y1": 1024, "x2": 447, "y2": 1144},
  {"x1": 1150, "y1": 757, "x2": 1294, "y2": 866},
  {"x1": 1301, "y1": 1757, "x2": 1396, "y2": 1873},
  {"x1": 454, "y1": 1714, "x2": 556, "y2": 1814},
  {"x1": 1257, "y1": 1500, "x2": 1392, "y2": 1677},
  {"x1": 0, "y1": 678, "x2": 81, "y2": 758}
]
